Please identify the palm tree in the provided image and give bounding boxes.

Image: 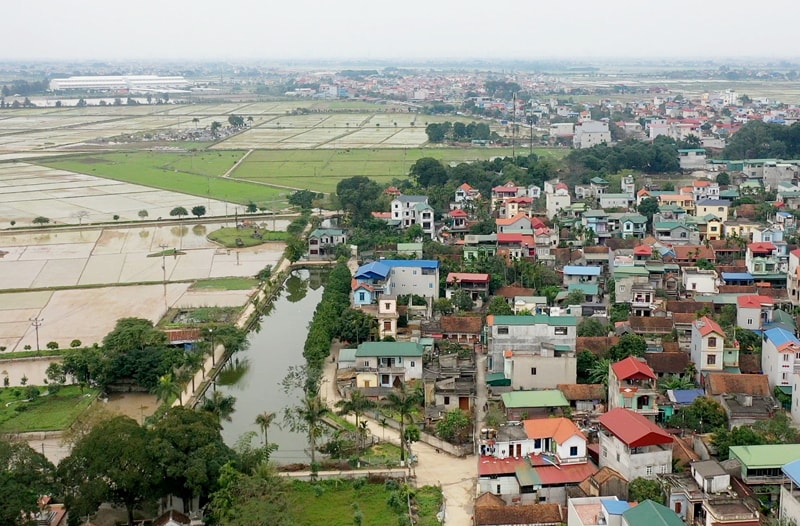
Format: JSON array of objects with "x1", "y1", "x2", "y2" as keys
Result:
[
  {"x1": 255, "y1": 411, "x2": 276, "y2": 446},
  {"x1": 336, "y1": 390, "x2": 376, "y2": 450},
  {"x1": 247, "y1": 116, "x2": 254, "y2": 126},
  {"x1": 153, "y1": 373, "x2": 182, "y2": 406},
  {"x1": 384, "y1": 383, "x2": 421, "y2": 465},
  {"x1": 298, "y1": 394, "x2": 328, "y2": 466},
  {"x1": 192, "y1": 117, "x2": 200, "y2": 129},
  {"x1": 182, "y1": 351, "x2": 203, "y2": 390},
  {"x1": 659, "y1": 374, "x2": 696, "y2": 391},
  {"x1": 201, "y1": 390, "x2": 237, "y2": 422},
  {"x1": 588, "y1": 358, "x2": 613, "y2": 386}
]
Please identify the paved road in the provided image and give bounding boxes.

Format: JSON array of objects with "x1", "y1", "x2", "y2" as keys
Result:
[{"x1": 321, "y1": 348, "x2": 477, "y2": 525}]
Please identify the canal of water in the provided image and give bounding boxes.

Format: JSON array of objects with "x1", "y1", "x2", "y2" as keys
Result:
[{"x1": 214, "y1": 269, "x2": 325, "y2": 463}]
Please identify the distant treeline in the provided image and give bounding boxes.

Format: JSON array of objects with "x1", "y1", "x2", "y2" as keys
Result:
[{"x1": 1, "y1": 79, "x2": 48, "y2": 97}]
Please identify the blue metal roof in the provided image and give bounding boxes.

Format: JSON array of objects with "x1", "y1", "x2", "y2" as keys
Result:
[
  {"x1": 764, "y1": 327, "x2": 800, "y2": 348},
  {"x1": 783, "y1": 459, "x2": 800, "y2": 485},
  {"x1": 721, "y1": 272, "x2": 754, "y2": 281},
  {"x1": 354, "y1": 259, "x2": 439, "y2": 279},
  {"x1": 563, "y1": 265, "x2": 601, "y2": 276},
  {"x1": 602, "y1": 500, "x2": 632, "y2": 515},
  {"x1": 354, "y1": 261, "x2": 391, "y2": 279},
  {"x1": 672, "y1": 389, "x2": 705, "y2": 405}
]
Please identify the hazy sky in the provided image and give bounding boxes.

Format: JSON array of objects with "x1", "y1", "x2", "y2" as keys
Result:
[{"x1": 11, "y1": 0, "x2": 800, "y2": 62}]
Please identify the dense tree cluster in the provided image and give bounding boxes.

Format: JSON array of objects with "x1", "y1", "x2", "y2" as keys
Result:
[
  {"x1": 1, "y1": 79, "x2": 49, "y2": 97},
  {"x1": 723, "y1": 120, "x2": 800, "y2": 159},
  {"x1": 566, "y1": 136, "x2": 680, "y2": 177},
  {"x1": 302, "y1": 262, "x2": 352, "y2": 385},
  {"x1": 425, "y1": 121, "x2": 492, "y2": 143}
]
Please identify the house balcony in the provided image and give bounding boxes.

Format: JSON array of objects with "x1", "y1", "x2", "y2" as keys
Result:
[
  {"x1": 632, "y1": 296, "x2": 655, "y2": 309},
  {"x1": 355, "y1": 365, "x2": 407, "y2": 375},
  {"x1": 742, "y1": 474, "x2": 788, "y2": 485}
]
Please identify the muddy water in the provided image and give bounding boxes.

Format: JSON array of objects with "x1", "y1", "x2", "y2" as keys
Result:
[{"x1": 216, "y1": 270, "x2": 323, "y2": 463}]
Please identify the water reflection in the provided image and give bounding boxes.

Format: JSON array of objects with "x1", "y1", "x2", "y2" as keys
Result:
[
  {"x1": 216, "y1": 270, "x2": 324, "y2": 464},
  {"x1": 216, "y1": 356, "x2": 251, "y2": 386},
  {"x1": 284, "y1": 274, "x2": 308, "y2": 303}
]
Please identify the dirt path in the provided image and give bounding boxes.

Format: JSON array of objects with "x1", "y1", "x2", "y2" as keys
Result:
[
  {"x1": 221, "y1": 148, "x2": 254, "y2": 178},
  {"x1": 321, "y1": 348, "x2": 476, "y2": 525}
]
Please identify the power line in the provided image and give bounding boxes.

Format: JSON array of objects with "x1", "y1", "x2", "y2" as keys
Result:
[{"x1": 29, "y1": 317, "x2": 43, "y2": 352}]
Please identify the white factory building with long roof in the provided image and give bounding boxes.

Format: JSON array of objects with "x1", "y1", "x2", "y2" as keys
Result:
[{"x1": 49, "y1": 75, "x2": 190, "y2": 92}]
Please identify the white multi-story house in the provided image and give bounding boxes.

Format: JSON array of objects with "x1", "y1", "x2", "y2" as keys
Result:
[
  {"x1": 607, "y1": 356, "x2": 659, "y2": 419},
  {"x1": 354, "y1": 341, "x2": 423, "y2": 389},
  {"x1": 353, "y1": 259, "x2": 440, "y2": 300},
  {"x1": 573, "y1": 120, "x2": 611, "y2": 149},
  {"x1": 691, "y1": 316, "x2": 725, "y2": 383},
  {"x1": 562, "y1": 265, "x2": 601, "y2": 287},
  {"x1": 762, "y1": 327, "x2": 800, "y2": 389},
  {"x1": 390, "y1": 195, "x2": 435, "y2": 238},
  {"x1": 486, "y1": 314, "x2": 577, "y2": 388},
  {"x1": 546, "y1": 183, "x2": 571, "y2": 219},
  {"x1": 682, "y1": 267, "x2": 719, "y2": 295},
  {"x1": 736, "y1": 295, "x2": 774, "y2": 331},
  {"x1": 679, "y1": 150, "x2": 709, "y2": 171},
  {"x1": 454, "y1": 182, "x2": 480, "y2": 208},
  {"x1": 599, "y1": 193, "x2": 632, "y2": 209},
  {"x1": 786, "y1": 248, "x2": 800, "y2": 306},
  {"x1": 598, "y1": 408, "x2": 673, "y2": 481}
]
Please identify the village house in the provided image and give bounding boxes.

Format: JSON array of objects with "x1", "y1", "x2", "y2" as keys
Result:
[
  {"x1": 682, "y1": 267, "x2": 719, "y2": 296},
  {"x1": 607, "y1": 356, "x2": 659, "y2": 419},
  {"x1": 307, "y1": 228, "x2": 347, "y2": 259},
  {"x1": 563, "y1": 265, "x2": 601, "y2": 287},
  {"x1": 761, "y1": 327, "x2": 800, "y2": 389},
  {"x1": 729, "y1": 444, "x2": 800, "y2": 486},
  {"x1": 474, "y1": 493, "x2": 564, "y2": 526},
  {"x1": 353, "y1": 259, "x2": 440, "y2": 301},
  {"x1": 500, "y1": 390, "x2": 570, "y2": 420},
  {"x1": 690, "y1": 317, "x2": 725, "y2": 383},
  {"x1": 353, "y1": 341, "x2": 423, "y2": 389},
  {"x1": 390, "y1": 195, "x2": 435, "y2": 238},
  {"x1": 780, "y1": 459, "x2": 800, "y2": 526},
  {"x1": 485, "y1": 314, "x2": 577, "y2": 376},
  {"x1": 445, "y1": 272, "x2": 490, "y2": 301},
  {"x1": 736, "y1": 295, "x2": 774, "y2": 332},
  {"x1": 622, "y1": 500, "x2": 684, "y2": 526},
  {"x1": 598, "y1": 408, "x2": 673, "y2": 481}
]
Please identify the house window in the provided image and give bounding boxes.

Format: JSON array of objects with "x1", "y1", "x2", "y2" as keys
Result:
[
  {"x1": 535, "y1": 438, "x2": 542, "y2": 449},
  {"x1": 646, "y1": 466, "x2": 653, "y2": 476},
  {"x1": 602, "y1": 446, "x2": 607, "y2": 457},
  {"x1": 570, "y1": 446, "x2": 578, "y2": 456},
  {"x1": 410, "y1": 361, "x2": 415, "y2": 367},
  {"x1": 384, "y1": 303, "x2": 391, "y2": 310},
  {"x1": 531, "y1": 368, "x2": 537, "y2": 375},
  {"x1": 444, "y1": 396, "x2": 450, "y2": 405},
  {"x1": 554, "y1": 327, "x2": 568, "y2": 335},
  {"x1": 708, "y1": 337, "x2": 717, "y2": 347},
  {"x1": 496, "y1": 484, "x2": 501, "y2": 495},
  {"x1": 784, "y1": 354, "x2": 791, "y2": 362},
  {"x1": 675, "y1": 502, "x2": 682, "y2": 514},
  {"x1": 384, "y1": 321, "x2": 391, "y2": 331},
  {"x1": 718, "y1": 207, "x2": 724, "y2": 212},
  {"x1": 497, "y1": 327, "x2": 509, "y2": 335},
  {"x1": 707, "y1": 355, "x2": 716, "y2": 365},
  {"x1": 747, "y1": 318, "x2": 753, "y2": 326},
  {"x1": 364, "y1": 361, "x2": 369, "y2": 367}
]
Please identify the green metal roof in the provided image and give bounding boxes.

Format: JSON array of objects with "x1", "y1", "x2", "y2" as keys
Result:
[
  {"x1": 654, "y1": 221, "x2": 685, "y2": 230},
  {"x1": 515, "y1": 463, "x2": 542, "y2": 487},
  {"x1": 658, "y1": 205, "x2": 685, "y2": 213},
  {"x1": 554, "y1": 344, "x2": 573, "y2": 351},
  {"x1": 490, "y1": 315, "x2": 577, "y2": 326},
  {"x1": 613, "y1": 266, "x2": 649, "y2": 277},
  {"x1": 501, "y1": 390, "x2": 569, "y2": 408},
  {"x1": 310, "y1": 228, "x2": 346, "y2": 237},
  {"x1": 338, "y1": 348, "x2": 358, "y2": 363},
  {"x1": 719, "y1": 190, "x2": 740, "y2": 198},
  {"x1": 693, "y1": 294, "x2": 740, "y2": 305},
  {"x1": 678, "y1": 148, "x2": 706, "y2": 153},
  {"x1": 355, "y1": 342, "x2": 423, "y2": 358},
  {"x1": 601, "y1": 193, "x2": 631, "y2": 199},
  {"x1": 583, "y1": 210, "x2": 609, "y2": 218},
  {"x1": 568, "y1": 283, "x2": 599, "y2": 295},
  {"x1": 729, "y1": 444, "x2": 800, "y2": 469},
  {"x1": 486, "y1": 372, "x2": 511, "y2": 387},
  {"x1": 590, "y1": 177, "x2": 610, "y2": 185},
  {"x1": 778, "y1": 385, "x2": 793, "y2": 395},
  {"x1": 773, "y1": 309, "x2": 797, "y2": 329},
  {"x1": 622, "y1": 500, "x2": 683, "y2": 526},
  {"x1": 619, "y1": 214, "x2": 647, "y2": 224}
]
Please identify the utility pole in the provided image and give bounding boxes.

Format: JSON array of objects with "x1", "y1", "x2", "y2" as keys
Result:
[
  {"x1": 159, "y1": 243, "x2": 168, "y2": 307},
  {"x1": 29, "y1": 317, "x2": 43, "y2": 353},
  {"x1": 511, "y1": 91, "x2": 516, "y2": 159}
]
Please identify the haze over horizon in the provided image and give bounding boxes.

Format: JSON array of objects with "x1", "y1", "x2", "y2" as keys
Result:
[{"x1": 12, "y1": 0, "x2": 800, "y2": 63}]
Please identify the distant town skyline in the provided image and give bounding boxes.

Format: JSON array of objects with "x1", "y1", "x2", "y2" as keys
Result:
[{"x1": 12, "y1": 0, "x2": 800, "y2": 62}]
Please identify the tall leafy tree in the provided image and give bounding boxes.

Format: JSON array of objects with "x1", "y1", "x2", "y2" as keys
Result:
[
  {"x1": 255, "y1": 411, "x2": 276, "y2": 446},
  {"x1": 668, "y1": 396, "x2": 727, "y2": 431},
  {"x1": 191, "y1": 205, "x2": 206, "y2": 218},
  {"x1": 208, "y1": 463, "x2": 293, "y2": 526},
  {"x1": 0, "y1": 438, "x2": 55, "y2": 526},
  {"x1": 59, "y1": 416, "x2": 158, "y2": 526},
  {"x1": 153, "y1": 373, "x2": 182, "y2": 406},
  {"x1": 336, "y1": 176, "x2": 382, "y2": 225},
  {"x1": 170, "y1": 206, "x2": 188, "y2": 220},
  {"x1": 150, "y1": 407, "x2": 233, "y2": 512}
]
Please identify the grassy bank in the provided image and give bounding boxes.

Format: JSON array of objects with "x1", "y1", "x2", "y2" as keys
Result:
[{"x1": 0, "y1": 385, "x2": 98, "y2": 433}]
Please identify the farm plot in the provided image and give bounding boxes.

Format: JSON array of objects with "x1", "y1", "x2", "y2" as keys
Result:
[{"x1": 0, "y1": 162, "x2": 246, "y2": 225}]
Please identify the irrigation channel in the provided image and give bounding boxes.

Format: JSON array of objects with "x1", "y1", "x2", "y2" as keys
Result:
[{"x1": 213, "y1": 268, "x2": 327, "y2": 463}]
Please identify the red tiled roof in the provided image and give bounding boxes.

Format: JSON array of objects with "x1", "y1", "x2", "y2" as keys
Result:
[
  {"x1": 555, "y1": 182, "x2": 568, "y2": 190},
  {"x1": 493, "y1": 184, "x2": 518, "y2": 193},
  {"x1": 458, "y1": 183, "x2": 473, "y2": 191},
  {"x1": 611, "y1": 356, "x2": 657, "y2": 381},
  {"x1": 449, "y1": 209, "x2": 468, "y2": 218},
  {"x1": 736, "y1": 295, "x2": 774, "y2": 308},
  {"x1": 644, "y1": 352, "x2": 689, "y2": 375},
  {"x1": 694, "y1": 316, "x2": 724, "y2": 337},
  {"x1": 530, "y1": 217, "x2": 546, "y2": 229},
  {"x1": 748, "y1": 242, "x2": 776, "y2": 252},
  {"x1": 634, "y1": 245, "x2": 653, "y2": 256},
  {"x1": 479, "y1": 455, "x2": 525, "y2": 476},
  {"x1": 791, "y1": 248, "x2": 800, "y2": 258},
  {"x1": 497, "y1": 233, "x2": 524, "y2": 243},
  {"x1": 535, "y1": 459, "x2": 599, "y2": 484},
  {"x1": 440, "y1": 316, "x2": 483, "y2": 334},
  {"x1": 474, "y1": 502, "x2": 564, "y2": 526},
  {"x1": 557, "y1": 384, "x2": 607, "y2": 401},
  {"x1": 446, "y1": 272, "x2": 490, "y2": 284},
  {"x1": 164, "y1": 328, "x2": 201, "y2": 343},
  {"x1": 672, "y1": 245, "x2": 716, "y2": 261},
  {"x1": 599, "y1": 408, "x2": 673, "y2": 447}
]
